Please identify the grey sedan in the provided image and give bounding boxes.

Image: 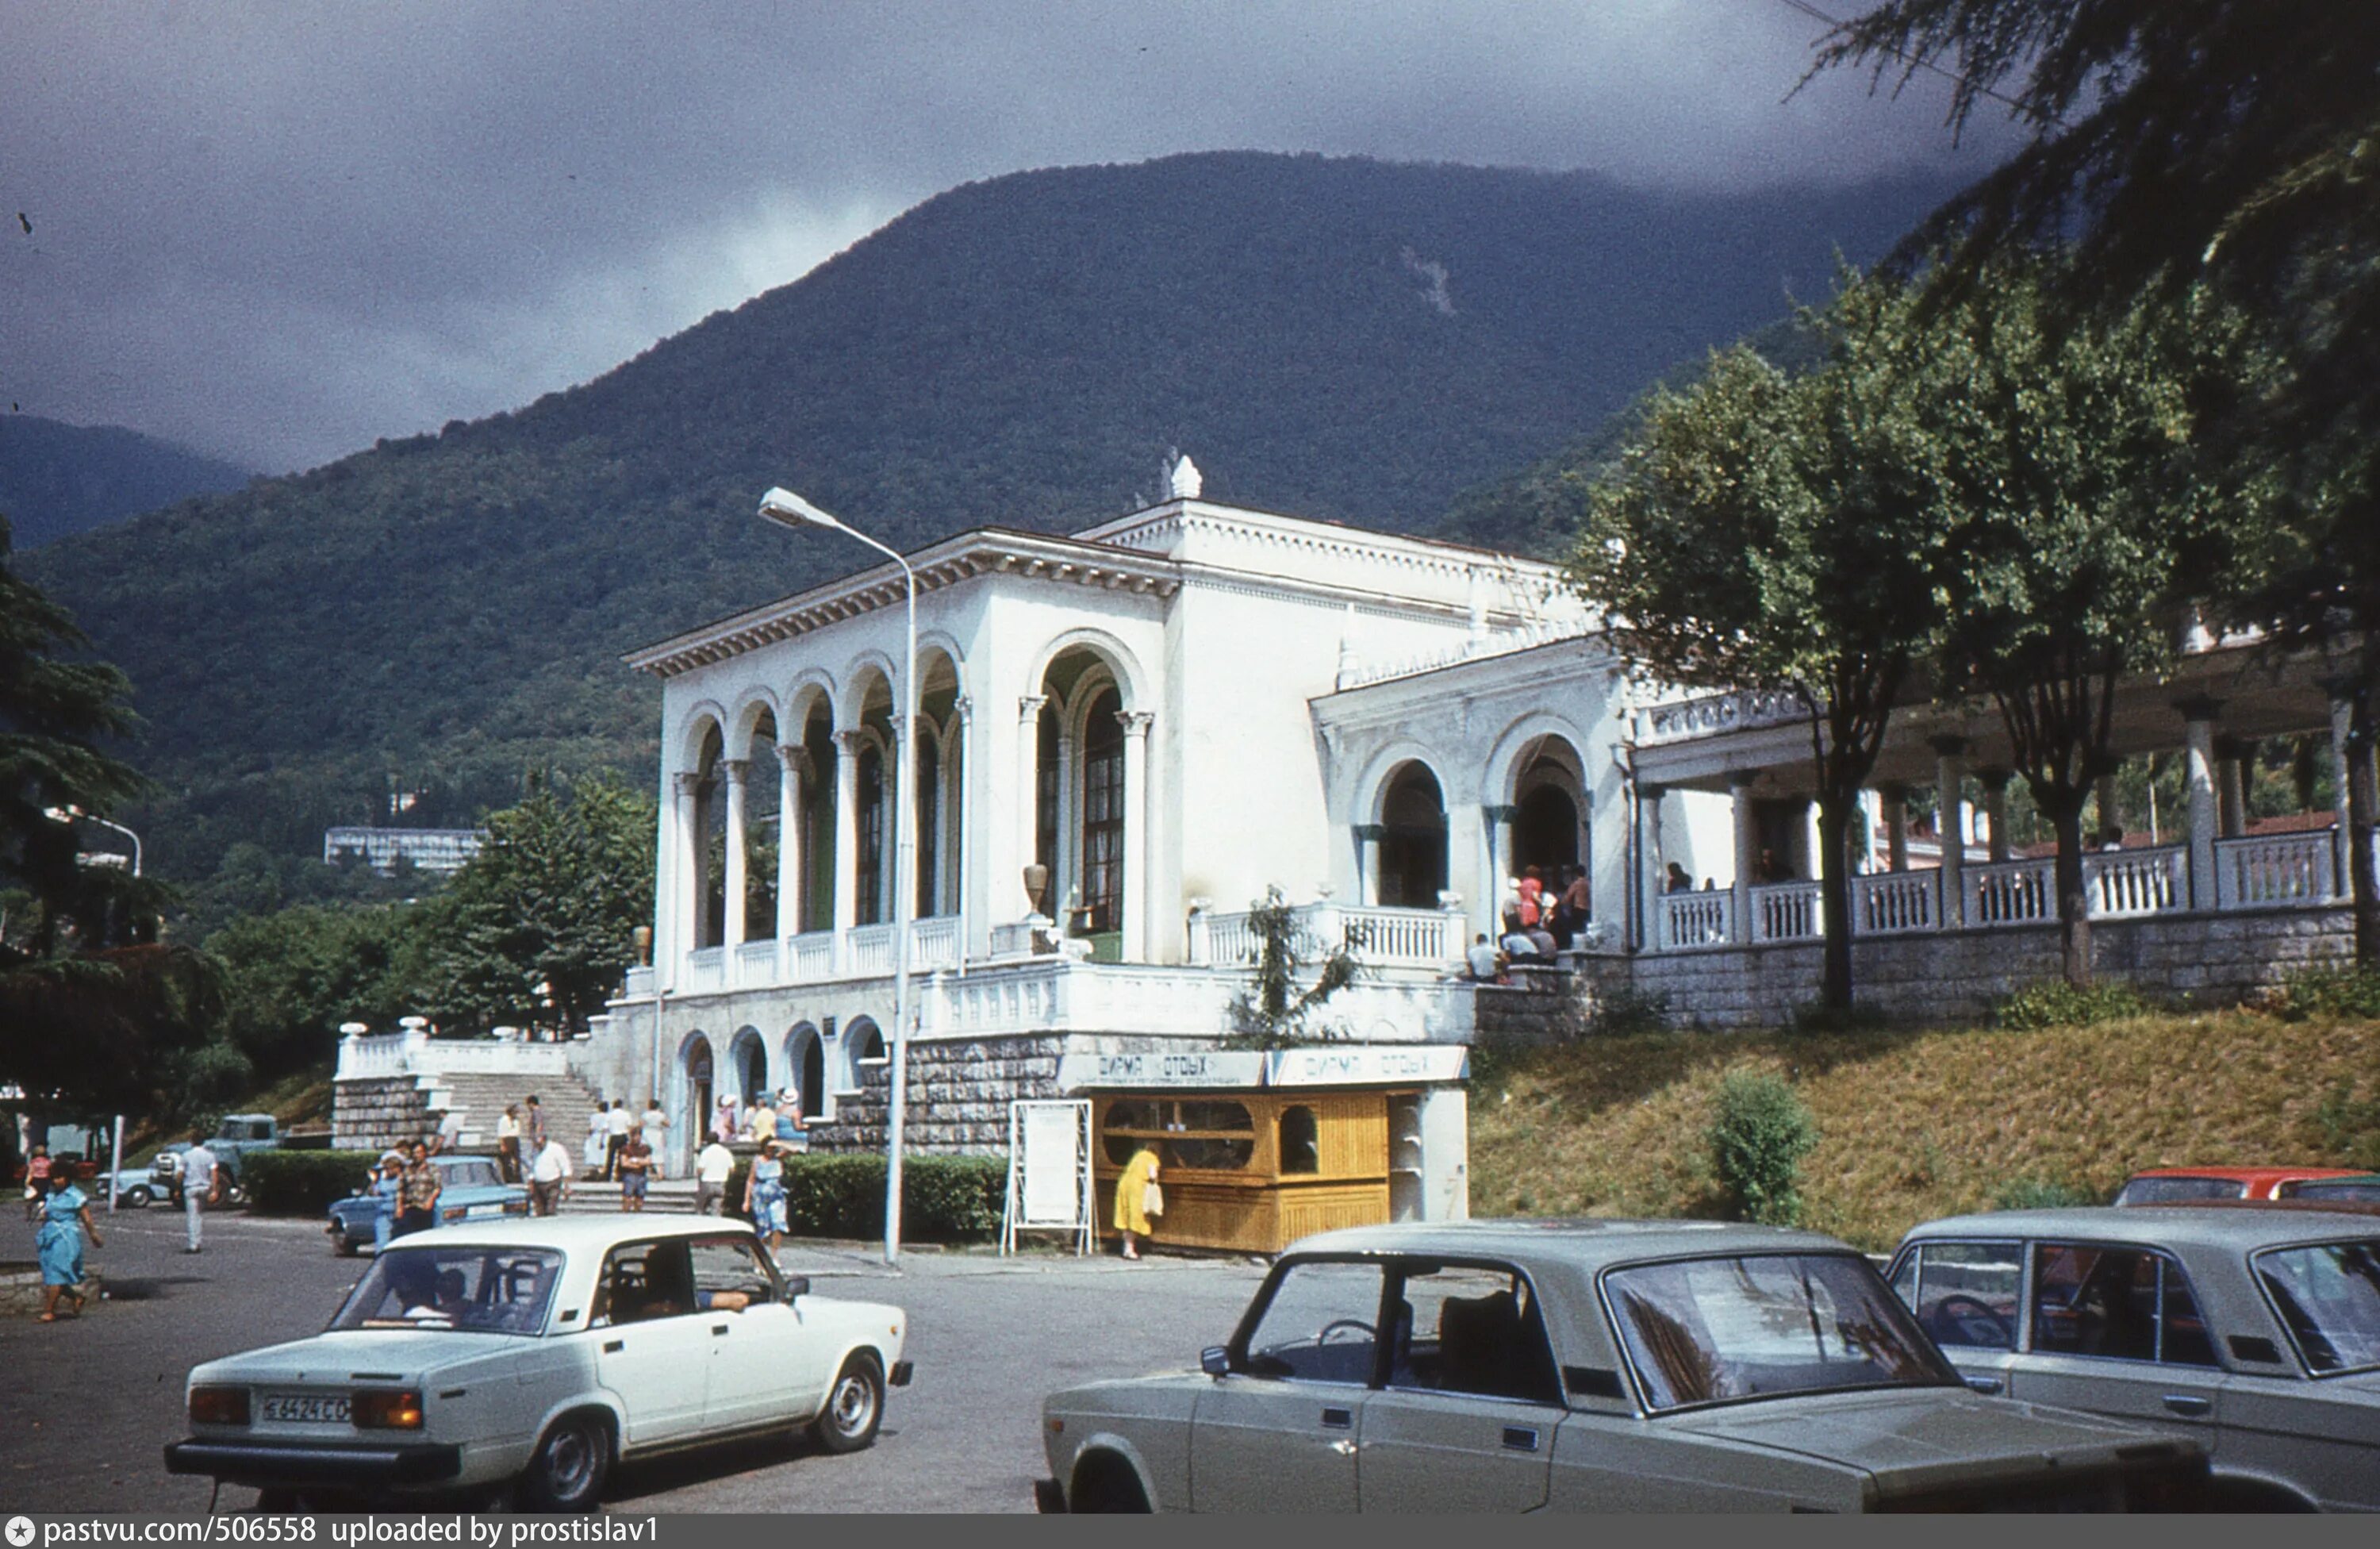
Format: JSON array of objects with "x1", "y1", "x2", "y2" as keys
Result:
[
  {"x1": 1039, "y1": 1220, "x2": 2207, "y2": 1512},
  {"x1": 1889, "y1": 1204, "x2": 2380, "y2": 1512}
]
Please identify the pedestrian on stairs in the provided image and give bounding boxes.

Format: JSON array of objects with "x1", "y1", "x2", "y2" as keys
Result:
[
  {"x1": 618, "y1": 1128, "x2": 653, "y2": 1213},
  {"x1": 583, "y1": 1103, "x2": 608, "y2": 1178},
  {"x1": 639, "y1": 1097, "x2": 667, "y2": 1178},
  {"x1": 604, "y1": 1100, "x2": 630, "y2": 1180},
  {"x1": 496, "y1": 1105, "x2": 523, "y2": 1183},
  {"x1": 529, "y1": 1133, "x2": 573, "y2": 1216},
  {"x1": 693, "y1": 1136, "x2": 735, "y2": 1217}
]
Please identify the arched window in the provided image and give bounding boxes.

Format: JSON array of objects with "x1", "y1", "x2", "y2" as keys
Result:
[
  {"x1": 1377, "y1": 763, "x2": 1449, "y2": 908},
  {"x1": 850, "y1": 1020, "x2": 886, "y2": 1063},
  {"x1": 1279, "y1": 1105, "x2": 1320, "y2": 1174},
  {"x1": 915, "y1": 733, "x2": 940, "y2": 919},
  {"x1": 1081, "y1": 687, "x2": 1125, "y2": 933},
  {"x1": 785, "y1": 1025, "x2": 826, "y2": 1122}
]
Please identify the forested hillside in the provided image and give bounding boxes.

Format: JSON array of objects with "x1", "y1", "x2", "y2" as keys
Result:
[
  {"x1": 0, "y1": 416, "x2": 252, "y2": 548},
  {"x1": 25, "y1": 152, "x2": 1958, "y2": 888}
]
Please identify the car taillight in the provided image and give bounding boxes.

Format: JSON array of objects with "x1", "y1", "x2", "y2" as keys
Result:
[
  {"x1": 351, "y1": 1389, "x2": 424, "y2": 1430},
  {"x1": 441, "y1": 1204, "x2": 468, "y2": 1222},
  {"x1": 190, "y1": 1386, "x2": 251, "y2": 1426}
]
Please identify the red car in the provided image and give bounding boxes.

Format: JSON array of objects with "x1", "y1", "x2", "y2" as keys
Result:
[{"x1": 2110, "y1": 1165, "x2": 2367, "y2": 1206}]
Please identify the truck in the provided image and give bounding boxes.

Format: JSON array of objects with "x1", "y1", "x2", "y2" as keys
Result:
[{"x1": 151, "y1": 1113, "x2": 288, "y2": 1205}]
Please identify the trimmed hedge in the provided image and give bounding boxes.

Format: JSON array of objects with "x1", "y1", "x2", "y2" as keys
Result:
[
  {"x1": 728, "y1": 1151, "x2": 1008, "y2": 1242},
  {"x1": 244, "y1": 1149, "x2": 382, "y2": 1215}
]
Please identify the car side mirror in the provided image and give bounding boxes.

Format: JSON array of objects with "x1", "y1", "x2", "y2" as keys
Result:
[
  {"x1": 1201, "y1": 1346, "x2": 1230, "y2": 1378},
  {"x1": 782, "y1": 1275, "x2": 810, "y2": 1301}
]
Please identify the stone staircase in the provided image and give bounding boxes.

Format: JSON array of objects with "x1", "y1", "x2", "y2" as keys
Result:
[
  {"x1": 427, "y1": 1069, "x2": 608, "y2": 1158},
  {"x1": 559, "y1": 1178, "x2": 701, "y2": 1216}
]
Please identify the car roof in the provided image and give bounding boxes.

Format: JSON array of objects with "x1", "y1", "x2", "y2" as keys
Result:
[
  {"x1": 1902, "y1": 1205, "x2": 2380, "y2": 1252},
  {"x1": 381, "y1": 1216, "x2": 760, "y2": 1252},
  {"x1": 2124, "y1": 1166, "x2": 2363, "y2": 1187},
  {"x1": 1284, "y1": 1217, "x2": 1855, "y2": 1267}
]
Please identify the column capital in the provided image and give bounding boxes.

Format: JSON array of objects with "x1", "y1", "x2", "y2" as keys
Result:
[
  {"x1": 2213, "y1": 732, "x2": 2257, "y2": 762},
  {"x1": 2172, "y1": 694, "x2": 2225, "y2": 723},
  {"x1": 774, "y1": 741, "x2": 809, "y2": 774},
  {"x1": 1637, "y1": 782, "x2": 1666, "y2": 803},
  {"x1": 1926, "y1": 734, "x2": 1970, "y2": 758},
  {"x1": 671, "y1": 771, "x2": 704, "y2": 798},
  {"x1": 1726, "y1": 769, "x2": 1760, "y2": 791},
  {"x1": 1484, "y1": 803, "x2": 1522, "y2": 825},
  {"x1": 1018, "y1": 693, "x2": 1049, "y2": 722},
  {"x1": 832, "y1": 728, "x2": 866, "y2": 757},
  {"x1": 1115, "y1": 709, "x2": 1154, "y2": 738},
  {"x1": 951, "y1": 692, "x2": 973, "y2": 724},
  {"x1": 1877, "y1": 781, "x2": 1910, "y2": 802},
  {"x1": 718, "y1": 757, "x2": 752, "y2": 786}
]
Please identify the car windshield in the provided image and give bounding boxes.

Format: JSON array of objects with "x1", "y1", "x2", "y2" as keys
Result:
[
  {"x1": 2113, "y1": 1176, "x2": 2246, "y2": 1205},
  {"x1": 2253, "y1": 1240, "x2": 2380, "y2": 1375},
  {"x1": 328, "y1": 1246, "x2": 562, "y2": 1336},
  {"x1": 1604, "y1": 1253, "x2": 1955, "y2": 1411}
]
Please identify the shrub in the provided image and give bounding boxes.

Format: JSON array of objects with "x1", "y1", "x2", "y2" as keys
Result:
[
  {"x1": 1706, "y1": 1070, "x2": 1817, "y2": 1226},
  {"x1": 726, "y1": 1151, "x2": 1009, "y2": 1242},
  {"x1": 2312, "y1": 1082, "x2": 2380, "y2": 1171},
  {"x1": 2265, "y1": 961, "x2": 2380, "y2": 1021},
  {"x1": 1990, "y1": 978, "x2": 2150, "y2": 1031},
  {"x1": 244, "y1": 1149, "x2": 382, "y2": 1215},
  {"x1": 1991, "y1": 1175, "x2": 2097, "y2": 1211}
]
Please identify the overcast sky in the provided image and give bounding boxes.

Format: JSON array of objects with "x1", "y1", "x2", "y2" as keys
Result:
[{"x1": 2, "y1": 1, "x2": 2021, "y2": 475}]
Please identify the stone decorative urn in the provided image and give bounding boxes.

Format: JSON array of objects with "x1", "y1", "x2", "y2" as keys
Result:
[{"x1": 1022, "y1": 863, "x2": 1050, "y2": 917}]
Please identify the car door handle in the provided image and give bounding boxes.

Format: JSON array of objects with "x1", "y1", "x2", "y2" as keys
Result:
[
  {"x1": 1320, "y1": 1407, "x2": 1353, "y2": 1429},
  {"x1": 1502, "y1": 1426, "x2": 1540, "y2": 1453},
  {"x1": 712, "y1": 1324, "x2": 731, "y2": 1336},
  {"x1": 1964, "y1": 1374, "x2": 2004, "y2": 1395},
  {"x1": 602, "y1": 1340, "x2": 624, "y2": 1353},
  {"x1": 2161, "y1": 1394, "x2": 2213, "y2": 1418},
  {"x1": 1328, "y1": 1438, "x2": 1357, "y2": 1456}
]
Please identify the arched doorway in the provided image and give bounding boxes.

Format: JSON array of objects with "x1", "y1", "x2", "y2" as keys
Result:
[
  {"x1": 1376, "y1": 761, "x2": 1449, "y2": 907},
  {"x1": 846, "y1": 1017, "x2": 886, "y2": 1094},
  {"x1": 1515, "y1": 786, "x2": 1579, "y2": 876},
  {"x1": 728, "y1": 1027, "x2": 768, "y2": 1108},
  {"x1": 680, "y1": 1033, "x2": 714, "y2": 1170},
  {"x1": 1508, "y1": 735, "x2": 1589, "y2": 918},
  {"x1": 785, "y1": 1024, "x2": 827, "y2": 1122}
]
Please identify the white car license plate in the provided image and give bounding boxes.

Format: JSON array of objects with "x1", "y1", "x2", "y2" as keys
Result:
[{"x1": 262, "y1": 1393, "x2": 351, "y2": 1424}]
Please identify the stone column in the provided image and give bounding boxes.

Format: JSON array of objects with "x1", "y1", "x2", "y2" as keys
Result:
[
  {"x1": 1354, "y1": 824, "x2": 1384, "y2": 906},
  {"x1": 1119, "y1": 710, "x2": 1154, "y2": 961},
  {"x1": 775, "y1": 744, "x2": 806, "y2": 936},
  {"x1": 1484, "y1": 803, "x2": 1518, "y2": 928},
  {"x1": 948, "y1": 694, "x2": 973, "y2": 926},
  {"x1": 1639, "y1": 782, "x2": 1667, "y2": 950},
  {"x1": 1931, "y1": 736, "x2": 1969, "y2": 927},
  {"x1": 2216, "y1": 735, "x2": 2251, "y2": 838},
  {"x1": 1016, "y1": 694, "x2": 1047, "y2": 916},
  {"x1": 1729, "y1": 771, "x2": 1759, "y2": 945},
  {"x1": 1878, "y1": 782, "x2": 1910, "y2": 873},
  {"x1": 831, "y1": 730, "x2": 862, "y2": 939},
  {"x1": 2094, "y1": 771, "x2": 2121, "y2": 844},
  {"x1": 2333, "y1": 694, "x2": 2356, "y2": 898},
  {"x1": 2178, "y1": 697, "x2": 2223, "y2": 911},
  {"x1": 672, "y1": 771, "x2": 705, "y2": 957},
  {"x1": 1979, "y1": 768, "x2": 2013, "y2": 863},
  {"x1": 720, "y1": 758, "x2": 751, "y2": 947}
]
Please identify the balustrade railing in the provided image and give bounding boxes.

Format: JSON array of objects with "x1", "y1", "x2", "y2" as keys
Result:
[
  {"x1": 1659, "y1": 890, "x2": 1731, "y2": 949},
  {"x1": 1855, "y1": 870, "x2": 1940, "y2": 936},
  {"x1": 1969, "y1": 858, "x2": 2054, "y2": 926},
  {"x1": 1194, "y1": 901, "x2": 1462, "y2": 970},
  {"x1": 2216, "y1": 831, "x2": 2336, "y2": 909},
  {"x1": 683, "y1": 947, "x2": 727, "y2": 995},
  {"x1": 1753, "y1": 881, "x2": 1821, "y2": 943},
  {"x1": 732, "y1": 940, "x2": 779, "y2": 988},
  {"x1": 2086, "y1": 844, "x2": 2186, "y2": 918},
  {"x1": 911, "y1": 915, "x2": 963, "y2": 970},
  {"x1": 846, "y1": 923, "x2": 895, "y2": 977},
  {"x1": 788, "y1": 930, "x2": 836, "y2": 980}
]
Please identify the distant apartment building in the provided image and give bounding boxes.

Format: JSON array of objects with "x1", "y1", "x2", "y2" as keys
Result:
[{"x1": 322, "y1": 826, "x2": 485, "y2": 874}]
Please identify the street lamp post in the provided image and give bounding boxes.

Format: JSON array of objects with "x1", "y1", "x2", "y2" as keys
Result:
[
  {"x1": 43, "y1": 805, "x2": 141, "y2": 875},
  {"x1": 758, "y1": 486, "x2": 919, "y2": 1266}
]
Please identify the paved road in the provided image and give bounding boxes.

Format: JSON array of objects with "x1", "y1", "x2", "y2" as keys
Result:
[{"x1": 0, "y1": 1204, "x2": 1268, "y2": 1514}]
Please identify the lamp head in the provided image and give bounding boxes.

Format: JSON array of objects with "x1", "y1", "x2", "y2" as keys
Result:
[{"x1": 758, "y1": 486, "x2": 844, "y2": 532}]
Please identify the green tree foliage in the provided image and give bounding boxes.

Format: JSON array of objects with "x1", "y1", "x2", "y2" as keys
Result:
[
  {"x1": 1223, "y1": 886, "x2": 1360, "y2": 1049},
  {"x1": 1922, "y1": 269, "x2": 2263, "y2": 984},
  {"x1": 420, "y1": 774, "x2": 656, "y2": 1036},
  {"x1": 1578, "y1": 273, "x2": 1953, "y2": 1011},
  {"x1": 1706, "y1": 1069, "x2": 1818, "y2": 1226},
  {"x1": 1817, "y1": 1, "x2": 2380, "y2": 962},
  {"x1": 207, "y1": 902, "x2": 437, "y2": 1078}
]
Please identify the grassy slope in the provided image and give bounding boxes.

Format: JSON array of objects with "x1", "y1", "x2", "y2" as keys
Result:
[{"x1": 1468, "y1": 1012, "x2": 2380, "y2": 1251}]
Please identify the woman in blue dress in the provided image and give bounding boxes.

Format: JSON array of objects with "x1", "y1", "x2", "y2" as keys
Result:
[
  {"x1": 38, "y1": 1170, "x2": 103, "y2": 1320},
  {"x1": 370, "y1": 1155, "x2": 405, "y2": 1254},
  {"x1": 743, "y1": 1141, "x2": 789, "y2": 1251}
]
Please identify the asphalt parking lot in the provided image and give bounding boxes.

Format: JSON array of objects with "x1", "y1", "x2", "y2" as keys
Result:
[{"x1": 0, "y1": 1204, "x2": 1269, "y2": 1514}]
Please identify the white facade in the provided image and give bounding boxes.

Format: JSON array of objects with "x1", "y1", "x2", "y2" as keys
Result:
[{"x1": 591, "y1": 485, "x2": 1645, "y2": 1178}]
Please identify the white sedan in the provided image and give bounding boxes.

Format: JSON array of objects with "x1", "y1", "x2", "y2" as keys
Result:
[{"x1": 165, "y1": 1216, "x2": 911, "y2": 1510}]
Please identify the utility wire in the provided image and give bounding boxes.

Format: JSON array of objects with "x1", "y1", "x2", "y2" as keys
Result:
[{"x1": 1773, "y1": 0, "x2": 2059, "y2": 126}]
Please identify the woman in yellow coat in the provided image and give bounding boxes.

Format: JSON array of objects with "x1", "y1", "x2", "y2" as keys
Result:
[{"x1": 1112, "y1": 1145, "x2": 1161, "y2": 1260}]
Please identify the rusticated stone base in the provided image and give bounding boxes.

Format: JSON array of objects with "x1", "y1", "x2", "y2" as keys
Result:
[{"x1": 332, "y1": 1076, "x2": 433, "y2": 1156}]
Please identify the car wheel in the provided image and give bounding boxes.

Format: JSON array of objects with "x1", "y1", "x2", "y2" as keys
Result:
[
  {"x1": 1069, "y1": 1452, "x2": 1151, "y2": 1512},
  {"x1": 332, "y1": 1232, "x2": 359, "y2": 1258},
  {"x1": 518, "y1": 1413, "x2": 612, "y2": 1512},
  {"x1": 121, "y1": 1186, "x2": 152, "y2": 1209},
  {"x1": 811, "y1": 1352, "x2": 885, "y2": 1454}
]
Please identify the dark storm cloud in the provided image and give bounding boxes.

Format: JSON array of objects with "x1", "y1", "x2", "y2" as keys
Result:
[{"x1": 0, "y1": 1, "x2": 2017, "y2": 473}]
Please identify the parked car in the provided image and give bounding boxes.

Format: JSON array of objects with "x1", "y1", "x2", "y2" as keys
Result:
[
  {"x1": 1037, "y1": 1220, "x2": 2207, "y2": 1512},
  {"x1": 165, "y1": 1216, "x2": 912, "y2": 1510},
  {"x1": 326, "y1": 1154, "x2": 529, "y2": 1255},
  {"x1": 1888, "y1": 1205, "x2": 2380, "y2": 1511},
  {"x1": 95, "y1": 1167, "x2": 158, "y2": 1208},
  {"x1": 2278, "y1": 1175, "x2": 2380, "y2": 1205},
  {"x1": 153, "y1": 1114, "x2": 288, "y2": 1205},
  {"x1": 2112, "y1": 1167, "x2": 2367, "y2": 1206}
]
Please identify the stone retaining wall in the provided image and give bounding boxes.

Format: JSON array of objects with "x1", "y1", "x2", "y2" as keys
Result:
[
  {"x1": 1626, "y1": 906, "x2": 2356, "y2": 1031},
  {"x1": 332, "y1": 1076, "x2": 432, "y2": 1155}
]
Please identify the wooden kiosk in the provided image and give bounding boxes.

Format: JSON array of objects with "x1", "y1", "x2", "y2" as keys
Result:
[{"x1": 1077, "y1": 1045, "x2": 1468, "y2": 1255}]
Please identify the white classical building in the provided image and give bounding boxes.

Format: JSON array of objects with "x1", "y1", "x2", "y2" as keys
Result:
[{"x1": 565, "y1": 459, "x2": 1740, "y2": 1224}]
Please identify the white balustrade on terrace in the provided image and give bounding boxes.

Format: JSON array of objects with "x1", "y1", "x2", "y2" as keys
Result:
[
  {"x1": 732, "y1": 940, "x2": 779, "y2": 988},
  {"x1": 336, "y1": 1026, "x2": 573, "y2": 1082},
  {"x1": 1968, "y1": 858, "x2": 2054, "y2": 926},
  {"x1": 912, "y1": 914, "x2": 962, "y2": 971},
  {"x1": 1753, "y1": 881, "x2": 1821, "y2": 943},
  {"x1": 2216, "y1": 831, "x2": 2336, "y2": 909},
  {"x1": 1192, "y1": 901, "x2": 1465, "y2": 971},
  {"x1": 927, "y1": 958, "x2": 1474, "y2": 1044},
  {"x1": 787, "y1": 930, "x2": 835, "y2": 980},
  {"x1": 2085, "y1": 844, "x2": 2186, "y2": 918},
  {"x1": 1855, "y1": 870, "x2": 1940, "y2": 935},
  {"x1": 846, "y1": 922, "x2": 895, "y2": 977},
  {"x1": 1659, "y1": 890, "x2": 1732, "y2": 949}
]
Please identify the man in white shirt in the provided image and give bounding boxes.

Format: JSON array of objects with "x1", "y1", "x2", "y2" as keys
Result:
[
  {"x1": 429, "y1": 1107, "x2": 465, "y2": 1155},
  {"x1": 603, "y1": 1101, "x2": 631, "y2": 1180},
  {"x1": 179, "y1": 1132, "x2": 221, "y2": 1253},
  {"x1": 694, "y1": 1138, "x2": 735, "y2": 1217},
  {"x1": 528, "y1": 1136, "x2": 574, "y2": 1217}
]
